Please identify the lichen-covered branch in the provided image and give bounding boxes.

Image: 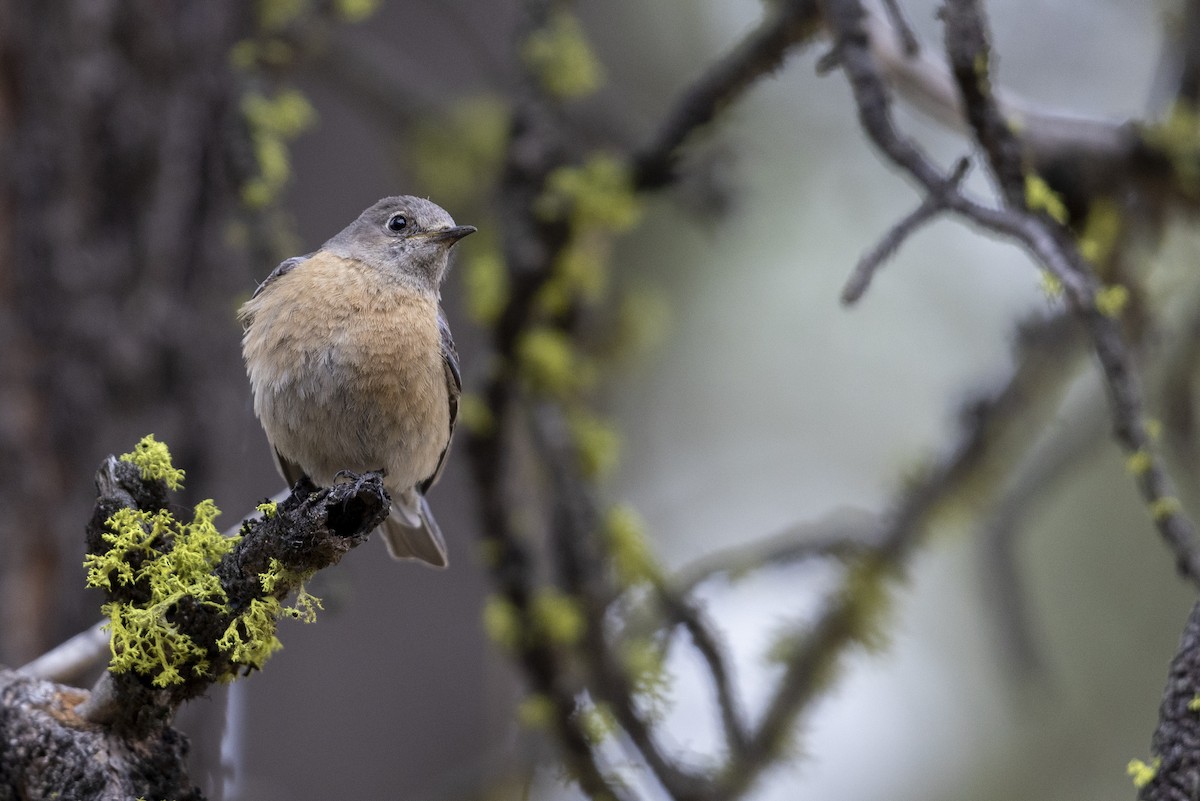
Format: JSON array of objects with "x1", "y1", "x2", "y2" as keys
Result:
[
  {"x1": 1138, "y1": 598, "x2": 1200, "y2": 801},
  {"x1": 0, "y1": 441, "x2": 388, "y2": 797}
]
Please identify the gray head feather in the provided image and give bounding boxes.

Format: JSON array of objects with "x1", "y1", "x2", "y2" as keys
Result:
[{"x1": 322, "y1": 196, "x2": 475, "y2": 292}]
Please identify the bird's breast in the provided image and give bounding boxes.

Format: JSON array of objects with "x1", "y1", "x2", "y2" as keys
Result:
[{"x1": 241, "y1": 253, "x2": 450, "y2": 489}]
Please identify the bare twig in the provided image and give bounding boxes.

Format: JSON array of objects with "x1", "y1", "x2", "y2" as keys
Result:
[
  {"x1": 667, "y1": 510, "x2": 878, "y2": 598},
  {"x1": 632, "y1": 0, "x2": 822, "y2": 191},
  {"x1": 825, "y1": 0, "x2": 1200, "y2": 583},
  {"x1": 879, "y1": 0, "x2": 919, "y2": 56},
  {"x1": 652, "y1": 584, "x2": 751, "y2": 757},
  {"x1": 842, "y1": 156, "x2": 969, "y2": 304},
  {"x1": 17, "y1": 622, "x2": 108, "y2": 686},
  {"x1": 978, "y1": 369, "x2": 1106, "y2": 678},
  {"x1": 530, "y1": 402, "x2": 710, "y2": 800}
]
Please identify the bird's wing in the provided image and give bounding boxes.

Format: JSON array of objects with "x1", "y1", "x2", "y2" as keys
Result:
[
  {"x1": 419, "y1": 308, "x2": 461, "y2": 494},
  {"x1": 252, "y1": 253, "x2": 313, "y2": 299},
  {"x1": 272, "y1": 449, "x2": 307, "y2": 488},
  {"x1": 239, "y1": 253, "x2": 313, "y2": 331}
]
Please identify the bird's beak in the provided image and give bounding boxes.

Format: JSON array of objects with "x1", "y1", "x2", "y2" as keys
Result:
[{"x1": 425, "y1": 225, "x2": 477, "y2": 245}]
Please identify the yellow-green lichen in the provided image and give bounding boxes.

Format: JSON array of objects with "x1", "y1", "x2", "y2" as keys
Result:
[
  {"x1": 1151, "y1": 496, "x2": 1182, "y2": 522},
  {"x1": 1143, "y1": 101, "x2": 1200, "y2": 194},
  {"x1": 217, "y1": 598, "x2": 283, "y2": 671},
  {"x1": 334, "y1": 0, "x2": 380, "y2": 22},
  {"x1": 568, "y1": 410, "x2": 620, "y2": 480},
  {"x1": 531, "y1": 589, "x2": 585, "y2": 645},
  {"x1": 1094, "y1": 284, "x2": 1129, "y2": 318},
  {"x1": 463, "y1": 245, "x2": 510, "y2": 325},
  {"x1": 1146, "y1": 418, "x2": 1164, "y2": 441},
  {"x1": 1126, "y1": 756, "x2": 1160, "y2": 789},
  {"x1": 619, "y1": 638, "x2": 670, "y2": 714},
  {"x1": 457, "y1": 393, "x2": 496, "y2": 437},
  {"x1": 240, "y1": 90, "x2": 317, "y2": 209},
  {"x1": 256, "y1": 501, "x2": 278, "y2": 519},
  {"x1": 521, "y1": 10, "x2": 604, "y2": 100},
  {"x1": 576, "y1": 702, "x2": 617, "y2": 745},
  {"x1": 1189, "y1": 694, "x2": 1200, "y2": 712},
  {"x1": 1024, "y1": 173, "x2": 1068, "y2": 224},
  {"x1": 1038, "y1": 270, "x2": 1064, "y2": 299},
  {"x1": 482, "y1": 594, "x2": 522, "y2": 650},
  {"x1": 258, "y1": 0, "x2": 310, "y2": 31},
  {"x1": 257, "y1": 558, "x2": 322, "y2": 622},
  {"x1": 411, "y1": 96, "x2": 510, "y2": 206},
  {"x1": 516, "y1": 328, "x2": 595, "y2": 396},
  {"x1": 1077, "y1": 197, "x2": 1122, "y2": 267},
  {"x1": 86, "y1": 498, "x2": 237, "y2": 687},
  {"x1": 1126, "y1": 449, "x2": 1152, "y2": 476},
  {"x1": 120, "y1": 434, "x2": 186, "y2": 490},
  {"x1": 218, "y1": 557, "x2": 324, "y2": 672},
  {"x1": 536, "y1": 154, "x2": 642, "y2": 232},
  {"x1": 517, "y1": 693, "x2": 557, "y2": 730},
  {"x1": 837, "y1": 557, "x2": 897, "y2": 654},
  {"x1": 605, "y1": 504, "x2": 660, "y2": 587}
]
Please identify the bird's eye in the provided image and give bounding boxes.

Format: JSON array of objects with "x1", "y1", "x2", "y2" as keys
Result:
[{"x1": 386, "y1": 214, "x2": 408, "y2": 233}]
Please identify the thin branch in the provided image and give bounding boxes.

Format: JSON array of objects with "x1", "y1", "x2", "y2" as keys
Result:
[
  {"x1": 880, "y1": 0, "x2": 919, "y2": 57},
  {"x1": 825, "y1": 0, "x2": 1200, "y2": 583},
  {"x1": 860, "y1": 4, "x2": 1140, "y2": 172},
  {"x1": 632, "y1": 0, "x2": 822, "y2": 191},
  {"x1": 841, "y1": 156, "x2": 969, "y2": 304},
  {"x1": 531, "y1": 402, "x2": 710, "y2": 801},
  {"x1": 17, "y1": 622, "x2": 107, "y2": 686},
  {"x1": 978, "y1": 370, "x2": 1106, "y2": 678},
  {"x1": 667, "y1": 510, "x2": 878, "y2": 598},
  {"x1": 652, "y1": 584, "x2": 750, "y2": 757}
]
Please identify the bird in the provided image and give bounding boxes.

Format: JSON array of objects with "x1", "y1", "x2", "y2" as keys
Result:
[{"x1": 239, "y1": 196, "x2": 475, "y2": 568}]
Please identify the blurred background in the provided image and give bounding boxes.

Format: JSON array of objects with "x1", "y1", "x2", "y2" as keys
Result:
[{"x1": 1, "y1": 0, "x2": 1195, "y2": 799}]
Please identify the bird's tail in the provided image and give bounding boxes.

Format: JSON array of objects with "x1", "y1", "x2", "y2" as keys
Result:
[{"x1": 379, "y1": 496, "x2": 449, "y2": 568}]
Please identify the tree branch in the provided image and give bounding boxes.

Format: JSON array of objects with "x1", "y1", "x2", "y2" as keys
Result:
[
  {"x1": 825, "y1": 0, "x2": 1200, "y2": 584},
  {"x1": 632, "y1": 0, "x2": 822, "y2": 191}
]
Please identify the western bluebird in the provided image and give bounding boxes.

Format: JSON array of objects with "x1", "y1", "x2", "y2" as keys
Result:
[{"x1": 239, "y1": 196, "x2": 475, "y2": 567}]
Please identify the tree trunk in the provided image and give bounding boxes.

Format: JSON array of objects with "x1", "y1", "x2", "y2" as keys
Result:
[{"x1": 0, "y1": 0, "x2": 255, "y2": 664}]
